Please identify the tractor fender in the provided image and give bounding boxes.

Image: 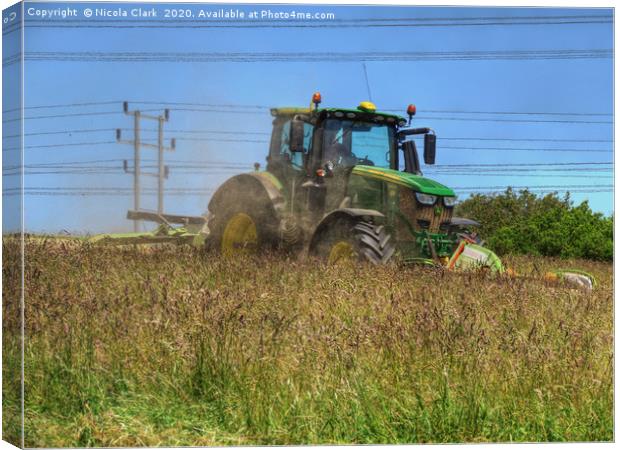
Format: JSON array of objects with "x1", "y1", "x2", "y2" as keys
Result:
[
  {"x1": 208, "y1": 172, "x2": 287, "y2": 220},
  {"x1": 309, "y1": 208, "x2": 384, "y2": 252}
]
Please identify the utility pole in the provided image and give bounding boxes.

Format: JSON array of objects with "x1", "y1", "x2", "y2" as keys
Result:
[
  {"x1": 133, "y1": 111, "x2": 141, "y2": 221},
  {"x1": 117, "y1": 102, "x2": 175, "y2": 231}
]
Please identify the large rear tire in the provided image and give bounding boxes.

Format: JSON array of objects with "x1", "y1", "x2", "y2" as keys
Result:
[
  {"x1": 208, "y1": 201, "x2": 278, "y2": 256},
  {"x1": 311, "y1": 217, "x2": 395, "y2": 265}
]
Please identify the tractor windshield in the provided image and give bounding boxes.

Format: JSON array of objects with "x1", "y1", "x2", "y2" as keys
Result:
[{"x1": 322, "y1": 119, "x2": 395, "y2": 169}]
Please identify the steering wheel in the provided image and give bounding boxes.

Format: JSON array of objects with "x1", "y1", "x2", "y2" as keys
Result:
[{"x1": 357, "y1": 155, "x2": 375, "y2": 166}]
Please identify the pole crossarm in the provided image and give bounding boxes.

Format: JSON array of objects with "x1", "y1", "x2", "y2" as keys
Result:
[{"x1": 116, "y1": 139, "x2": 175, "y2": 151}]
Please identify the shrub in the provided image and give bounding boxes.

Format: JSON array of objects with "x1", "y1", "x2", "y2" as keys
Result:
[{"x1": 456, "y1": 189, "x2": 613, "y2": 261}]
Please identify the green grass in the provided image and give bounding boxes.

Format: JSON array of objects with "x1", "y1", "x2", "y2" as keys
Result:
[{"x1": 2, "y1": 237, "x2": 613, "y2": 446}]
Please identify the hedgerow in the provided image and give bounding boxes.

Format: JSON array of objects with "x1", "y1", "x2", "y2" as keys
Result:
[{"x1": 456, "y1": 189, "x2": 613, "y2": 261}]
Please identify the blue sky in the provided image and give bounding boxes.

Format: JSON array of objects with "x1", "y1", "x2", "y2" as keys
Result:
[{"x1": 2, "y1": 2, "x2": 614, "y2": 233}]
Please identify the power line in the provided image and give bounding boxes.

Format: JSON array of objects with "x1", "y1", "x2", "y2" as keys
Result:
[
  {"x1": 4, "y1": 186, "x2": 611, "y2": 197},
  {"x1": 3, "y1": 192, "x2": 216, "y2": 197},
  {"x1": 5, "y1": 165, "x2": 611, "y2": 174},
  {"x1": 13, "y1": 14, "x2": 615, "y2": 23},
  {"x1": 3, "y1": 128, "x2": 117, "y2": 138},
  {"x1": 6, "y1": 162, "x2": 611, "y2": 172},
  {"x1": 2, "y1": 169, "x2": 240, "y2": 176},
  {"x1": 434, "y1": 162, "x2": 612, "y2": 167},
  {"x1": 11, "y1": 21, "x2": 611, "y2": 31},
  {"x1": 412, "y1": 116, "x2": 612, "y2": 124},
  {"x1": 440, "y1": 145, "x2": 612, "y2": 153},
  {"x1": 8, "y1": 184, "x2": 613, "y2": 191},
  {"x1": 2, "y1": 162, "x2": 250, "y2": 172},
  {"x1": 437, "y1": 136, "x2": 613, "y2": 143},
  {"x1": 174, "y1": 137, "x2": 266, "y2": 143},
  {"x1": 2, "y1": 100, "x2": 122, "y2": 114},
  {"x1": 430, "y1": 165, "x2": 612, "y2": 171},
  {"x1": 2, "y1": 127, "x2": 611, "y2": 144},
  {"x1": 5, "y1": 160, "x2": 613, "y2": 179},
  {"x1": 8, "y1": 49, "x2": 612, "y2": 65},
  {"x1": 163, "y1": 135, "x2": 615, "y2": 149},
  {"x1": 147, "y1": 107, "x2": 266, "y2": 115},
  {"x1": 2, "y1": 187, "x2": 218, "y2": 197},
  {"x1": 2, "y1": 111, "x2": 119, "y2": 123},
  {"x1": 2, "y1": 158, "x2": 249, "y2": 170},
  {"x1": 4, "y1": 137, "x2": 611, "y2": 153},
  {"x1": 2, "y1": 54, "x2": 20, "y2": 65},
  {"x1": 149, "y1": 104, "x2": 613, "y2": 124},
  {"x1": 3, "y1": 15, "x2": 611, "y2": 34},
  {"x1": 1, "y1": 108, "x2": 162, "y2": 123},
  {"x1": 452, "y1": 184, "x2": 613, "y2": 189},
  {"x1": 5, "y1": 14, "x2": 612, "y2": 23},
  {"x1": 2, "y1": 141, "x2": 116, "y2": 151},
  {"x1": 2, "y1": 99, "x2": 612, "y2": 120},
  {"x1": 165, "y1": 128, "x2": 269, "y2": 135},
  {"x1": 139, "y1": 107, "x2": 616, "y2": 123},
  {"x1": 4, "y1": 187, "x2": 218, "y2": 192},
  {"x1": 7, "y1": 99, "x2": 613, "y2": 117},
  {"x1": 2, "y1": 159, "x2": 123, "y2": 169},
  {"x1": 430, "y1": 167, "x2": 613, "y2": 173},
  {"x1": 134, "y1": 100, "x2": 612, "y2": 117},
  {"x1": 9, "y1": 191, "x2": 613, "y2": 197},
  {"x1": 2, "y1": 127, "x2": 269, "y2": 138},
  {"x1": 4, "y1": 170, "x2": 611, "y2": 179},
  {"x1": 2, "y1": 127, "x2": 612, "y2": 143},
  {"x1": 455, "y1": 189, "x2": 613, "y2": 194},
  {"x1": 5, "y1": 167, "x2": 610, "y2": 176},
  {"x1": 404, "y1": 109, "x2": 613, "y2": 117},
  {"x1": 431, "y1": 174, "x2": 612, "y2": 179}
]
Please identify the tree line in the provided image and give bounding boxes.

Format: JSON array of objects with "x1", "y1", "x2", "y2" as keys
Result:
[{"x1": 456, "y1": 188, "x2": 613, "y2": 261}]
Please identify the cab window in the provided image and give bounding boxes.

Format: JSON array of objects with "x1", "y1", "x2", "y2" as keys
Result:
[{"x1": 322, "y1": 119, "x2": 394, "y2": 169}]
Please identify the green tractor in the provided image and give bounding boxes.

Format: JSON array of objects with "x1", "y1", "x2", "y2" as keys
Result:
[
  {"x1": 206, "y1": 93, "x2": 501, "y2": 271},
  {"x1": 89, "y1": 92, "x2": 595, "y2": 289}
]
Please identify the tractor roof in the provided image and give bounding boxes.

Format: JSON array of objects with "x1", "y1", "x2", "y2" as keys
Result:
[
  {"x1": 270, "y1": 107, "x2": 312, "y2": 116},
  {"x1": 270, "y1": 106, "x2": 407, "y2": 124}
]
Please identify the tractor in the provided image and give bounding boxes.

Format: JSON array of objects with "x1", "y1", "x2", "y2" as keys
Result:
[
  {"x1": 206, "y1": 93, "x2": 502, "y2": 271},
  {"x1": 90, "y1": 92, "x2": 595, "y2": 289}
]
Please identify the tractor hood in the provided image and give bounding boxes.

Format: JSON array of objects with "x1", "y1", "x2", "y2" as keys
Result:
[{"x1": 352, "y1": 165, "x2": 455, "y2": 196}]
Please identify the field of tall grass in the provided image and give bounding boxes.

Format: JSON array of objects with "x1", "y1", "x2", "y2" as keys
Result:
[{"x1": 2, "y1": 237, "x2": 613, "y2": 446}]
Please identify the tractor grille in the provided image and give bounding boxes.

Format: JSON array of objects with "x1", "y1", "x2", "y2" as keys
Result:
[{"x1": 398, "y1": 189, "x2": 453, "y2": 236}]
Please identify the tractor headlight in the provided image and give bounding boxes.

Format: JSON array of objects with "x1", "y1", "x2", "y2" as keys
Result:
[
  {"x1": 415, "y1": 192, "x2": 437, "y2": 206},
  {"x1": 443, "y1": 196, "x2": 458, "y2": 208}
]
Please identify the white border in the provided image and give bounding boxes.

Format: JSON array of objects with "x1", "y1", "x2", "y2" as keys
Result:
[{"x1": 0, "y1": 1, "x2": 615, "y2": 450}]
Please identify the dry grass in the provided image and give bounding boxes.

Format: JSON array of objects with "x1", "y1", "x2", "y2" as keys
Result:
[{"x1": 2, "y1": 236, "x2": 614, "y2": 446}]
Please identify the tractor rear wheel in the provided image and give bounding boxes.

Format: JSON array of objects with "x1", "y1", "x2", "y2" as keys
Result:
[
  {"x1": 209, "y1": 201, "x2": 278, "y2": 256},
  {"x1": 311, "y1": 217, "x2": 395, "y2": 265}
]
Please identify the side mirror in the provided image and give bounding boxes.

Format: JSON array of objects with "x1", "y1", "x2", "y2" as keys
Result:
[
  {"x1": 424, "y1": 133, "x2": 436, "y2": 165},
  {"x1": 289, "y1": 119, "x2": 305, "y2": 152}
]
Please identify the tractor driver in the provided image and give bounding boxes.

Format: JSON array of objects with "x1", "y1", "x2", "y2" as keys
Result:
[{"x1": 323, "y1": 142, "x2": 357, "y2": 171}]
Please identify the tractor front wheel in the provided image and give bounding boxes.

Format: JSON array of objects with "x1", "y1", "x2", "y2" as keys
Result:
[{"x1": 311, "y1": 217, "x2": 395, "y2": 265}]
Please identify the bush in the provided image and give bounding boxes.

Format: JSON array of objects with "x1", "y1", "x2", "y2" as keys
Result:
[{"x1": 455, "y1": 189, "x2": 613, "y2": 261}]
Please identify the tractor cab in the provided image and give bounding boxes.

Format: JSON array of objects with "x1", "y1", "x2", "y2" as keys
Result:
[
  {"x1": 266, "y1": 95, "x2": 436, "y2": 182},
  {"x1": 265, "y1": 94, "x2": 446, "y2": 229}
]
